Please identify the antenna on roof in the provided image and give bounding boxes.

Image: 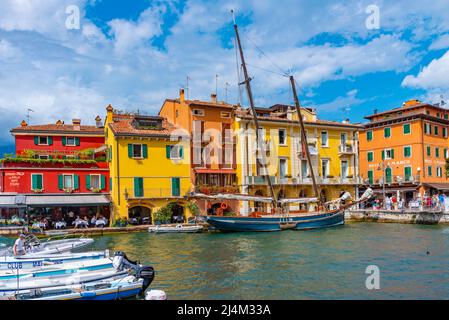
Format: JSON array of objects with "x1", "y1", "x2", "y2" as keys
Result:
[
  {"x1": 215, "y1": 74, "x2": 218, "y2": 97},
  {"x1": 26, "y1": 108, "x2": 34, "y2": 124},
  {"x1": 186, "y1": 76, "x2": 190, "y2": 100},
  {"x1": 225, "y1": 82, "x2": 230, "y2": 103},
  {"x1": 441, "y1": 94, "x2": 446, "y2": 107}
]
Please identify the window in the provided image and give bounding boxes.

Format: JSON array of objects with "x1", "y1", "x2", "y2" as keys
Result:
[
  {"x1": 134, "y1": 177, "x2": 144, "y2": 197},
  {"x1": 445, "y1": 114, "x2": 448, "y2": 120},
  {"x1": 321, "y1": 131, "x2": 328, "y2": 147},
  {"x1": 445, "y1": 148, "x2": 448, "y2": 159},
  {"x1": 90, "y1": 174, "x2": 101, "y2": 189},
  {"x1": 404, "y1": 146, "x2": 411, "y2": 158},
  {"x1": 434, "y1": 126, "x2": 439, "y2": 136},
  {"x1": 436, "y1": 147, "x2": 440, "y2": 158},
  {"x1": 404, "y1": 166, "x2": 412, "y2": 181},
  {"x1": 166, "y1": 145, "x2": 184, "y2": 159},
  {"x1": 321, "y1": 159, "x2": 330, "y2": 177},
  {"x1": 38, "y1": 155, "x2": 49, "y2": 160},
  {"x1": 171, "y1": 177, "x2": 180, "y2": 197},
  {"x1": 366, "y1": 131, "x2": 373, "y2": 141},
  {"x1": 63, "y1": 174, "x2": 73, "y2": 189},
  {"x1": 437, "y1": 167, "x2": 443, "y2": 177},
  {"x1": 128, "y1": 144, "x2": 147, "y2": 159},
  {"x1": 427, "y1": 146, "x2": 431, "y2": 156},
  {"x1": 279, "y1": 129, "x2": 287, "y2": 145},
  {"x1": 367, "y1": 151, "x2": 374, "y2": 162},
  {"x1": 384, "y1": 127, "x2": 391, "y2": 138},
  {"x1": 368, "y1": 170, "x2": 374, "y2": 184},
  {"x1": 279, "y1": 158, "x2": 288, "y2": 178},
  {"x1": 428, "y1": 166, "x2": 432, "y2": 176},
  {"x1": 193, "y1": 109, "x2": 204, "y2": 116},
  {"x1": 382, "y1": 149, "x2": 394, "y2": 160},
  {"x1": 34, "y1": 136, "x2": 52, "y2": 145},
  {"x1": 444, "y1": 127, "x2": 448, "y2": 138},
  {"x1": 221, "y1": 111, "x2": 231, "y2": 118},
  {"x1": 403, "y1": 123, "x2": 411, "y2": 134},
  {"x1": 437, "y1": 113, "x2": 440, "y2": 118},
  {"x1": 426, "y1": 110, "x2": 430, "y2": 115},
  {"x1": 31, "y1": 174, "x2": 43, "y2": 190},
  {"x1": 65, "y1": 137, "x2": 76, "y2": 146},
  {"x1": 341, "y1": 160, "x2": 348, "y2": 179},
  {"x1": 424, "y1": 123, "x2": 431, "y2": 134}
]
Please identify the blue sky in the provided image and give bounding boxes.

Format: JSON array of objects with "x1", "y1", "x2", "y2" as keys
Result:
[{"x1": 1, "y1": 0, "x2": 449, "y2": 154}]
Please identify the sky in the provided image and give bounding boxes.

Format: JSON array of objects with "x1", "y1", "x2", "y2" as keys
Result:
[{"x1": 1, "y1": 0, "x2": 449, "y2": 154}]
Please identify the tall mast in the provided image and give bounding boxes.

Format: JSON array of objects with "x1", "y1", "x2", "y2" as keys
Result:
[
  {"x1": 232, "y1": 10, "x2": 277, "y2": 208},
  {"x1": 289, "y1": 75, "x2": 323, "y2": 204}
]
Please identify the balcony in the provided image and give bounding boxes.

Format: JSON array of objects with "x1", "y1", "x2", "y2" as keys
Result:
[
  {"x1": 246, "y1": 176, "x2": 277, "y2": 185},
  {"x1": 194, "y1": 185, "x2": 239, "y2": 195},
  {"x1": 125, "y1": 188, "x2": 187, "y2": 199},
  {"x1": 245, "y1": 175, "x2": 362, "y2": 186},
  {"x1": 364, "y1": 175, "x2": 420, "y2": 186},
  {"x1": 298, "y1": 146, "x2": 318, "y2": 159},
  {"x1": 338, "y1": 144, "x2": 356, "y2": 155}
]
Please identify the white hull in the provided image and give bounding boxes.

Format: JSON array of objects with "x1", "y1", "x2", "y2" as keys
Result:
[{"x1": 148, "y1": 224, "x2": 203, "y2": 233}]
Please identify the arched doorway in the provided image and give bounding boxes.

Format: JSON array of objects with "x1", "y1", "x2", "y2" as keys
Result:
[
  {"x1": 128, "y1": 206, "x2": 152, "y2": 225},
  {"x1": 169, "y1": 203, "x2": 185, "y2": 223}
]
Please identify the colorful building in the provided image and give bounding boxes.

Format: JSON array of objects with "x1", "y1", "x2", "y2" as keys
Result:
[
  {"x1": 105, "y1": 105, "x2": 193, "y2": 224},
  {"x1": 359, "y1": 99, "x2": 449, "y2": 202},
  {"x1": 0, "y1": 117, "x2": 110, "y2": 225},
  {"x1": 159, "y1": 90, "x2": 239, "y2": 215},
  {"x1": 234, "y1": 104, "x2": 362, "y2": 214}
]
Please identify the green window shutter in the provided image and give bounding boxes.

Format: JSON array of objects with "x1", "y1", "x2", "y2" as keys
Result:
[
  {"x1": 171, "y1": 178, "x2": 180, "y2": 197},
  {"x1": 384, "y1": 128, "x2": 391, "y2": 138},
  {"x1": 37, "y1": 175, "x2": 43, "y2": 190},
  {"x1": 86, "y1": 175, "x2": 91, "y2": 190},
  {"x1": 427, "y1": 146, "x2": 431, "y2": 156},
  {"x1": 75, "y1": 137, "x2": 80, "y2": 146},
  {"x1": 428, "y1": 166, "x2": 432, "y2": 176},
  {"x1": 142, "y1": 144, "x2": 148, "y2": 158},
  {"x1": 134, "y1": 177, "x2": 143, "y2": 197},
  {"x1": 62, "y1": 155, "x2": 66, "y2": 160},
  {"x1": 128, "y1": 144, "x2": 133, "y2": 158},
  {"x1": 58, "y1": 175, "x2": 63, "y2": 190},
  {"x1": 434, "y1": 126, "x2": 439, "y2": 135},
  {"x1": 367, "y1": 131, "x2": 372, "y2": 141},
  {"x1": 74, "y1": 175, "x2": 79, "y2": 189},
  {"x1": 445, "y1": 114, "x2": 448, "y2": 120},
  {"x1": 391, "y1": 148, "x2": 394, "y2": 159},
  {"x1": 48, "y1": 137, "x2": 53, "y2": 145},
  {"x1": 436, "y1": 148, "x2": 439, "y2": 157},
  {"x1": 367, "y1": 152, "x2": 373, "y2": 162},
  {"x1": 404, "y1": 147, "x2": 411, "y2": 157},
  {"x1": 403, "y1": 124, "x2": 410, "y2": 134},
  {"x1": 100, "y1": 175, "x2": 106, "y2": 189},
  {"x1": 62, "y1": 137, "x2": 66, "y2": 146},
  {"x1": 32, "y1": 174, "x2": 37, "y2": 190},
  {"x1": 368, "y1": 171, "x2": 374, "y2": 184},
  {"x1": 34, "y1": 136, "x2": 39, "y2": 145},
  {"x1": 404, "y1": 167, "x2": 412, "y2": 180},
  {"x1": 381, "y1": 150, "x2": 385, "y2": 160},
  {"x1": 110, "y1": 177, "x2": 112, "y2": 191},
  {"x1": 166, "y1": 145, "x2": 171, "y2": 159},
  {"x1": 48, "y1": 155, "x2": 53, "y2": 159},
  {"x1": 179, "y1": 146, "x2": 184, "y2": 159}
]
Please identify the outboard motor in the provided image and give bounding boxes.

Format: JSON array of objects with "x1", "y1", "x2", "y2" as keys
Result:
[{"x1": 136, "y1": 265, "x2": 155, "y2": 294}]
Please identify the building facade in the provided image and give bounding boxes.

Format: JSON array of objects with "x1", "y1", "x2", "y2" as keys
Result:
[
  {"x1": 359, "y1": 99, "x2": 449, "y2": 202},
  {"x1": 105, "y1": 105, "x2": 193, "y2": 224},
  {"x1": 235, "y1": 104, "x2": 361, "y2": 215}
]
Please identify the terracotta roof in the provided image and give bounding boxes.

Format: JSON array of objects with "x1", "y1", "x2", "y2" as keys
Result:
[
  {"x1": 108, "y1": 115, "x2": 180, "y2": 138},
  {"x1": 235, "y1": 110, "x2": 362, "y2": 128},
  {"x1": 11, "y1": 124, "x2": 104, "y2": 135},
  {"x1": 185, "y1": 99, "x2": 237, "y2": 109},
  {"x1": 364, "y1": 102, "x2": 448, "y2": 119}
]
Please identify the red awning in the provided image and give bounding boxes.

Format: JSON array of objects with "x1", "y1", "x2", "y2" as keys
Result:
[{"x1": 194, "y1": 169, "x2": 236, "y2": 174}]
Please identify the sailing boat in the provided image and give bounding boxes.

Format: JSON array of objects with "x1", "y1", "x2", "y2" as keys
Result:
[{"x1": 206, "y1": 12, "x2": 373, "y2": 232}]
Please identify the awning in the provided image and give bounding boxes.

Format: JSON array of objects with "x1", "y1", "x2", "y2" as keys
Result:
[
  {"x1": 372, "y1": 188, "x2": 417, "y2": 194},
  {"x1": 25, "y1": 194, "x2": 111, "y2": 207},
  {"x1": 0, "y1": 195, "x2": 22, "y2": 208},
  {"x1": 194, "y1": 169, "x2": 236, "y2": 174},
  {"x1": 94, "y1": 145, "x2": 107, "y2": 153},
  {"x1": 191, "y1": 193, "x2": 273, "y2": 203},
  {"x1": 423, "y1": 183, "x2": 449, "y2": 191},
  {"x1": 278, "y1": 198, "x2": 318, "y2": 204}
]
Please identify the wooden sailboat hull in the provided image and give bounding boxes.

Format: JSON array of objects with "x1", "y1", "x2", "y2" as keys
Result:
[{"x1": 206, "y1": 210, "x2": 345, "y2": 232}]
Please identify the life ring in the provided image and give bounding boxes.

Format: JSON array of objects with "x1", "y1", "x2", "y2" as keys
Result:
[{"x1": 220, "y1": 202, "x2": 228, "y2": 210}]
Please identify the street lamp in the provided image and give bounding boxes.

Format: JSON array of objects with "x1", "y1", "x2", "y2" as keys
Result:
[{"x1": 377, "y1": 161, "x2": 386, "y2": 209}]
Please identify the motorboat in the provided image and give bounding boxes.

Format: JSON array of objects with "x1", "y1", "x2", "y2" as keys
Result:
[
  {"x1": 0, "y1": 250, "x2": 109, "y2": 270},
  {"x1": 148, "y1": 224, "x2": 203, "y2": 233},
  {"x1": 0, "y1": 235, "x2": 94, "y2": 257},
  {"x1": 0, "y1": 258, "x2": 114, "y2": 281}
]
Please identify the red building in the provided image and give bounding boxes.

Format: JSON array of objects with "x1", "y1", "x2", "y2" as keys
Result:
[{"x1": 0, "y1": 117, "x2": 110, "y2": 228}]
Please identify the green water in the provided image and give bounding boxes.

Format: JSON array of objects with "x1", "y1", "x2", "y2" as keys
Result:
[{"x1": 3, "y1": 222, "x2": 449, "y2": 299}]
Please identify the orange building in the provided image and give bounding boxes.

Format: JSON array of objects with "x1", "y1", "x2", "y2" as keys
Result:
[
  {"x1": 159, "y1": 89, "x2": 239, "y2": 214},
  {"x1": 359, "y1": 99, "x2": 449, "y2": 203}
]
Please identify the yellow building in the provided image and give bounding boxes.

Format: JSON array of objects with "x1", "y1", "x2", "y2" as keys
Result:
[
  {"x1": 234, "y1": 104, "x2": 362, "y2": 214},
  {"x1": 105, "y1": 105, "x2": 193, "y2": 224}
]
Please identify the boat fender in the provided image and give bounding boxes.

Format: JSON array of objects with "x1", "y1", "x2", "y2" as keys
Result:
[
  {"x1": 145, "y1": 290, "x2": 166, "y2": 300},
  {"x1": 220, "y1": 202, "x2": 228, "y2": 210}
]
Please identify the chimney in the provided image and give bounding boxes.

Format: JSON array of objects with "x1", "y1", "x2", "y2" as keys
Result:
[
  {"x1": 21, "y1": 120, "x2": 27, "y2": 127},
  {"x1": 95, "y1": 115, "x2": 103, "y2": 128},
  {"x1": 342, "y1": 118, "x2": 350, "y2": 124},
  {"x1": 180, "y1": 89, "x2": 185, "y2": 103},
  {"x1": 211, "y1": 93, "x2": 217, "y2": 103},
  {"x1": 373, "y1": 109, "x2": 378, "y2": 114},
  {"x1": 72, "y1": 119, "x2": 81, "y2": 131},
  {"x1": 106, "y1": 104, "x2": 113, "y2": 123},
  {"x1": 56, "y1": 120, "x2": 63, "y2": 125}
]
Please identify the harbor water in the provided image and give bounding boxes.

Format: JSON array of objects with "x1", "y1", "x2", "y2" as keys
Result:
[{"x1": 2, "y1": 222, "x2": 449, "y2": 299}]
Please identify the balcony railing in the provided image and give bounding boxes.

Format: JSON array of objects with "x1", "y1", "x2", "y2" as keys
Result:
[
  {"x1": 364, "y1": 175, "x2": 421, "y2": 185},
  {"x1": 245, "y1": 176, "x2": 362, "y2": 185},
  {"x1": 194, "y1": 185, "x2": 239, "y2": 194},
  {"x1": 338, "y1": 144, "x2": 355, "y2": 155},
  {"x1": 124, "y1": 188, "x2": 187, "y2": 199}
]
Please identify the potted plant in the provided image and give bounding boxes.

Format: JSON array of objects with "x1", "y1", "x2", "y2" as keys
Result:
[
  {"x1": 64, "y1": 188, "x2": 74, "y2": 193},
  {"x1": 32, "y1": 188, "x2": 43, "y2": 193}
]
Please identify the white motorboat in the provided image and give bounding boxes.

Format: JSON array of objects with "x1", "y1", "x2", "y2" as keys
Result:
[
  {"x1": 0, "y1": 235, "x2": 94, "y2": 257},
  {"x1": 148, "y1": 224, "x2": 203, "y2": 233},
  {"x1": 0, "y1": 258, "x2": 114, "y2": 281},
  {"x1": 0, "y1": 250, "x2": 109, "y2": 270}
]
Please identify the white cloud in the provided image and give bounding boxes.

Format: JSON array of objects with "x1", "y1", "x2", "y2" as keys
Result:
[
  {"x1": 430, "y1": 34, "x2": 449, "y2": 50},
  {"x1": 315, "y1": 89, "x2": 364, "y2": 114},
  {"x1": 402, "y1": 51, "x2": 449, "y2": 89}
]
